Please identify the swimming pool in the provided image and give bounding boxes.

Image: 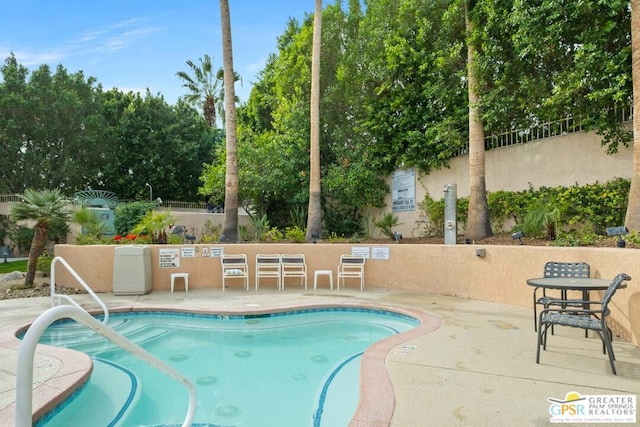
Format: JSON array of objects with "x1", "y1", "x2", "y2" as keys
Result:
[{"x1": 34, "y1": 307, "x2": 419, "y2": 426}]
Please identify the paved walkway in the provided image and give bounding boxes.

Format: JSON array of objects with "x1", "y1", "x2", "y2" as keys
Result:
[{"x1": 1, "y1": 289, "x2": 639, "y2": 426}]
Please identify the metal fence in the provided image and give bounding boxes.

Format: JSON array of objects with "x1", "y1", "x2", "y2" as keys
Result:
[{"x1": 455, "y1": 103, "x2": 634, "y2": 155}]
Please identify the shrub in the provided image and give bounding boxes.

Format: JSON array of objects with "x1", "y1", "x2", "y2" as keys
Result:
[
  {"x1": 373, "y1": 212, "x2": 402, "y2": 239},
  {"x1": 284, "y1": 226, "x2": 306, "y2": 243},
  {"x1": 37, "y1": 255, "x2": 53, "y2": 277},
  {"x1": 114, "y1": 201, "x2": 157, "y2": 236}
]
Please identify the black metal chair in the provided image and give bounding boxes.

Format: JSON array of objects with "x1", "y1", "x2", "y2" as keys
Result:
[
  {"x1": 536, "y1": 272, "x2": 630, "y2": 375},
  {"x1": 532, "y1": 261, "x2": 590, "y2": 332}
]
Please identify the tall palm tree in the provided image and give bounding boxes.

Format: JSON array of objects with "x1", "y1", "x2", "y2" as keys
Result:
[
  {"x1": 219, "y1": 0, "x2": 240, "y2": 242},
  {"x1": 9, "y1": 189, "x2": 70, "y2": 286},
  {"x1": 305, "y1": 0, "x2": 323, "y2": 242},
  {"x1": 625, "y1": 0, "x2": 640, "y2": 230},
  {"x1": 176, "y1": 54, "x2": 224, "y2": 127},
  {"x1": 464, "y1": 0, "x2": 492, "y2": 241}
]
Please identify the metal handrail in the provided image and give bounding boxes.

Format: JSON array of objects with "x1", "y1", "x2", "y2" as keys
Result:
[
  {"x1": 15, "y1": 305, "x2": 197, "y2": 427},
  {"x1": 50, "y1": 256, "x2": 109, "y2": 323}
]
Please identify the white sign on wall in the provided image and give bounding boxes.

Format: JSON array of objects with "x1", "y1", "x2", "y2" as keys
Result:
[
  {"x1": 351, "y1": 246, "x2": 370, "y2": 259},
  {"x1": 371, "y1": 247, "x2": 390, "y2": 260},
  {"x1": 159, "y1": 248, "x2": 180, "y2": 268},
  {"x1": 181, "y1": 247, "x2": 196, "y2": 258},
  {"x1": 392, "y1": 169, "x2": 416, "y2": 212}
]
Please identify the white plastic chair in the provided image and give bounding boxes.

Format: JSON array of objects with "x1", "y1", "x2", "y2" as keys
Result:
[
  {"x1": 280, "y1": 254, "x2": 307, "y2": 290},
  {"x1": 221, "y1": 254, "x2": 249, "y2": 291},
  {"x1": 337, "y1": 254, "x2": 366, "y2": 291},
  {"x1": 255, "y1": 254, "x2": 282, "y2": 290}
]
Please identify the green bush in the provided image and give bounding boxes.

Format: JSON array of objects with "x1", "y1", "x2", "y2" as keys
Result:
[
  {"x1": 114, "y1": 201, "x2": 157, "y2": 236},
  {"x1": 12, "y1": 226, "x2": 34, "y2": 255},
  {"x1": 263, "y1": 227, "x2": 284, "y2": 242},
  {"x1": 414, "y1": 178, "x2": 630, "y2": 242},
  {"x1": 37, "y1": 255, "x2": 53, "y2": 277},
  {"x1": 373, "y1": 212, "x2": 402, "y2": 239},
  {"x1": 284, "y1": 226, "x2": 306, "y2": 243},
  {"x1": 200, "y1": 220, "x2": 221, "y2": 243}
]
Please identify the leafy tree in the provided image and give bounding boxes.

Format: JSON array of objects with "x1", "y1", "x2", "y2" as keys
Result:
[
  {"x1": 113, "y1": 201, "x2": 157, "y2": 236},
  {"x1": 9, "y1": 189, "x2": 70, "y2": 286},
  {"x1": 0, "y1": 54, "x2": 106, "y2": 193},
  {"x1": 96, "y1": 90, "x2": 214, "y2": 202},
  {"x1": 177, "y1": 54, "x2": 225, "y2": 127}
]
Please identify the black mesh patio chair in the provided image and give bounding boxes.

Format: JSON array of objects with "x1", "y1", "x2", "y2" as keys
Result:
[
  {"x1": 536, "y1": 272, "x2": 630, "y2": 375},
  {"x1": 532, "y1": 261, "x2": 590, "y2": 332}
]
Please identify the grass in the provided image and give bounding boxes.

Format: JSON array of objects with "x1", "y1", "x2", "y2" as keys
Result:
[{"x1": 0, "y1": 260, "x2": 28, "y2": 274}]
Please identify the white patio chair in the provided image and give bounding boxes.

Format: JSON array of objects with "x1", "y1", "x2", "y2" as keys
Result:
[
  {"x1": 255, "y1": 254, "x2": 282, "y2": 291},
  {"x1": 337, "y1": 254, "x2": 366, "y2": 291},
  {"x1": 221, "y1": 254, "x2": 249, "y2": 291},
  {"x1": 280, "y1": 254, "x2": 307, "y2": 290}
]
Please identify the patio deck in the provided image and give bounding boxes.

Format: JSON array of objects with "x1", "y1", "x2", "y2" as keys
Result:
[{"x1": 1, "y1": 288, "x2": 638, "y2": 426}]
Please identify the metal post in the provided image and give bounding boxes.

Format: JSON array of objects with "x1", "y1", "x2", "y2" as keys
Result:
[
  {"x1": 145, "y1": 183, "x2": 152, "y2": 201},
  {"x1": 443, "y1": 184, "x2": 457, "y2": 245}
]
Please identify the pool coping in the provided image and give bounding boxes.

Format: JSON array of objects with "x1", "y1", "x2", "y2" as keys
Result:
[{"x1": 3, "y1": 300, "x2": 441, "y2": 426}]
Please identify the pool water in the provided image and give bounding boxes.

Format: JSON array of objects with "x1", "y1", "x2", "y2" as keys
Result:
[{"x1": 35, "y1": 308, "x2": 418, "y2": 427}]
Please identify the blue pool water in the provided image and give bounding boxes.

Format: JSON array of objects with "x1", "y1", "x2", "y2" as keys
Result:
[{"x1": 34, "y1": 308, "x2": 418, "y2": 427}]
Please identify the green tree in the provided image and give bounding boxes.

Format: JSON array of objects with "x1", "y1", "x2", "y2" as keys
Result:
[
  {"x1": 177, "y1": 54, "x2": 225, "y2": 127},
  {"x1": 97, "y1": 90, "x2": 214, "y2": 202},
  {"x1": 0, "y1": 55, "x2": 106, "y2": 193},
  {"x1": 9, "y1": 189, "x2": 70, "y2": 286}
]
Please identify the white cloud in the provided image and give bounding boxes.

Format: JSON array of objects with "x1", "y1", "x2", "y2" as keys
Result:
[{"x1": 2, "y1": 48, "x2": 66, "y2": 66}]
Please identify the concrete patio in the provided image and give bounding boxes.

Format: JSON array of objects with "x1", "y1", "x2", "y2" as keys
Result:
[{"x1": 0, "y1": 288, "x2": 638, "y2": 426}]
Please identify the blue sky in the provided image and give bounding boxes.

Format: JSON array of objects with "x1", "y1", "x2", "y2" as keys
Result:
[{"x1": 0, "y1": 0, "x2": 314, "y2": 103}]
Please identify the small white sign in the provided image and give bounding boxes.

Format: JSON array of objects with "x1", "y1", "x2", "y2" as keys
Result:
[
  {"x1": 181, "y1": 247, "x2": 196, "y2": 258},
  {"x1": 210, "y1": 247, "x2": 224, "y2": 257},
  {"x1": 202, "y1": 247, "x2": 209, "y2": 257},
  {"x1": 159, "y1": 248, "x2": 180, "y2": 268},
  {"x1": 371, "y1": 247, "x2": 390, "y2": 260},
  {"x1": 351, "y1": 246, "x2": 370, "y2": 259}
]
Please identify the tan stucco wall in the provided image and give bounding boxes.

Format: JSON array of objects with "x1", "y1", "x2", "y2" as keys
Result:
[
  {"x1": 54, "y1": 243, "x2": 640, "y2": 347},
  {"x1": 381, "y1": 127, "x2": 634, "y2": 238}
]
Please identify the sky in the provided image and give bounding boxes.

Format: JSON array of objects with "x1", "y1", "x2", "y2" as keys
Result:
[{"x1": 0, "y1": 0, "x2": 314, "y2": 104}]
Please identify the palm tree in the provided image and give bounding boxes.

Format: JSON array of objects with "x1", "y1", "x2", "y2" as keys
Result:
[
  {"x1": 176, "y1": 54, "x2": 224, "y2": 127},
  {"x1": 624, "y1": 0, "x2": 640, "y2": 230},
  {"x1": 305, "y1": 0, "x2": 323, "y2": 242},
  {"x1": 219, "y1": 0, "x2": 240, "y2": 242},
  {"x1": 464, "y1": 0, "x2": 492, "y2": 241},
  {"x1": 9, "y1": 189, "x2": 70, "y2": 286}
]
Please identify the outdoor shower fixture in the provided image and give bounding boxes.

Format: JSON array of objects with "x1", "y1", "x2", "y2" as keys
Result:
[
  {"x1": 606, "y1": 226, "x2": 628, "y2": 248},
  {"x1": 512, "y1": 231, "x2": 525, "y2": 245},
  {"x1": 443, "y1": 184, "x2": 457, "y2": 245}
]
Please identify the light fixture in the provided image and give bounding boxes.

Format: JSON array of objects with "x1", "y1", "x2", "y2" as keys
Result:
[
  {"x1": 606, "y1": 226, "x2": 629, "y2": 248},
  {"x1": 145, "y1": 183, "x2": 152, "y2": 201},
  {"x1": 311, "y1": 233, "x2": 319, "y2": 244},
  {"x1": 393, "y1": 231, "x2": 403, "y2": 243},
  {"x1": 511, "y1": 231, "x2": 524, "y2": 245}
]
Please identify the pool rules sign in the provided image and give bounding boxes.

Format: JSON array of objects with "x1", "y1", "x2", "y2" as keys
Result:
[{"x1": 392, "y1": 169, "x2": 415, "y2": 212}]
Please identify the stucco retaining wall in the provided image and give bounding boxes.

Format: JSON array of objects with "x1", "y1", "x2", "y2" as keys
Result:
[{"x1": 53, "y1": 243, "x2": 640, "y2": 347}]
